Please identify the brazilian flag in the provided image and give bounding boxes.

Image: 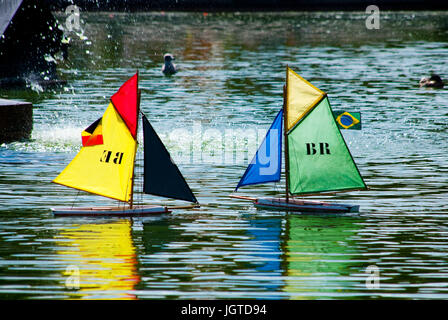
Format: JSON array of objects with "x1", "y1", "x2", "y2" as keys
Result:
[{"x1": 333, "y1": 111, "x2": 361, "y2": 130}]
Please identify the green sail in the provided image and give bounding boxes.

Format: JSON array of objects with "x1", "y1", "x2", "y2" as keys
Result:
[{"x1": 287, "y1": 96, "x2": 367, "y2": 195}]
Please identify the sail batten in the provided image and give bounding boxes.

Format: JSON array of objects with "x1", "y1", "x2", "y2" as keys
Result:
[
  {"x1": 285, "y1": 93, "x2": 327, "y2": 135},
  {"x1": 51, "y1": 180, "x2": 133, "y2": 203},
  {"x1": 288, "y1": 187, "x2": 367, "y2": 197}
]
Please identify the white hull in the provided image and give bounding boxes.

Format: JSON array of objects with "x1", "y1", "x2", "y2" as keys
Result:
[
  {"x1": 254, "y1": 197, "x2": 359, "y2": 213},
  {"x1": 51, "y1": 205, "x2": 170, "y2": 216}
]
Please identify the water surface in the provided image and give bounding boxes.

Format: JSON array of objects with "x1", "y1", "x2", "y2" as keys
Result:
[{"x1": 0, "y1": 11, "x2": 448, "y2": 299}]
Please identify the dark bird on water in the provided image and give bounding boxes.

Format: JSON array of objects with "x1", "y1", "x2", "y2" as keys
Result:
[
  {"x1": 162, "y1": 54, "x2": 177, "y2": 75},
  {"x1": 419, "y1": 74, "x2": 444, "y2": 88}
]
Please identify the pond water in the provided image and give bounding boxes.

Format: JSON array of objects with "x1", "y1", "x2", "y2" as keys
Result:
[{"x1": 0, "y1": 11, "x2": 447, "y2": 299}]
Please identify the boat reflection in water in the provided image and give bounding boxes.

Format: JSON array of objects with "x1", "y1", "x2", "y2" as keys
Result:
[
  {"x1": 283, "y1": 214, "x2": 361, "y2": 299},
  {"x1": 246, "y1": 217, "x2": 284, "y2": 298},
  {"x1": 56, "y1": 219, "x2": 140, "y2": 299}
]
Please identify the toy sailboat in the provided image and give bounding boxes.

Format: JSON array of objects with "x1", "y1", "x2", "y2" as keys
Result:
[
  {"x1": 51, "y1": 73, "x2": 199, "y2": 216},
  {"x1": 231, "y1": 67, "x2": 367, "y2": 213}
]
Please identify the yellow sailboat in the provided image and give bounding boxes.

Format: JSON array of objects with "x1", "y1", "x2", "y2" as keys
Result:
[{"x1": 51, "y1": 73, "x2": 199, "y2": 216}]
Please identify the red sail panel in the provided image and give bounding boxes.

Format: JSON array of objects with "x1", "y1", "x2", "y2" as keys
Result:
[
  {"x1": 81, "y1": 117, "x2": 103, "y2": 147},
  {"x1": 82, "y1": 134, "x2": 103, "y2": 147},
  {"x1": 110, "y1": 73, "x2": 138, "y2": 139}
]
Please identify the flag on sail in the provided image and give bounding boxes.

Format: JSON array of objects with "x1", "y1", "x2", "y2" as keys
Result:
[
  {"x1": 53, "y1": 101, "x2": 137, "y2": 202},
  {"x1": 333, "y1": 111, "x2": 361, "y2": 130},
  {"x1": 235, "y1": 109, "x2": 283, "y2": 190},
  {"x1": 142, "y1": 114, "x2": 198, "y2": 203},
  {"x1": 287, "y1": 96, "x2": 367, "y2": 195},
  {"x1": 111, "y1": 73, "x2": 139, "y2": 139},
  {"x1": 286, "y1": 67, "x2": 325, "y2": 132},
  {"x1": 81, "y1": 117, "x2": 103, "y2": 146}
]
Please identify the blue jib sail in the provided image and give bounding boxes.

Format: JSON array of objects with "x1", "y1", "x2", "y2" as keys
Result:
[{"x1": 235, "y1": 109, "x2": 283, "y2": 190}]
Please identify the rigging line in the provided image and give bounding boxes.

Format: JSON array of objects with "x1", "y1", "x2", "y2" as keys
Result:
[
  {"x1": 273, "y1": 180, "x2": 280, "y2": 196},
  {"x1": 136, "y1": 140, "x2": 144, "y2": 206},
  {"x1": 125, "y1": 134, "x2": 139, "y2": 209},
  {"x1": 71, "y1": 190, "x2": 80, "y2": 209},
  {"x1": 137, "y1": 106, "x2": 146, "y2": 200},
  {"x1": 289, "y1": 140, "x2": 301, "y2": 198},
  {"x1": 138, "y1": 113, "x2": 145, "y2": 206}
]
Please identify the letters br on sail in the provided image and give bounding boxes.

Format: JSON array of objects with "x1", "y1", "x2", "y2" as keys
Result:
[
  {"x1": 51, "y1": 73, "x2": 199, "y2": 216},
  {"x1": 287, "y1": 96, "x2": 366, "y2": 195},
  {"x1": 231, "y1": 66, "x2": 367, "y2": 213}
]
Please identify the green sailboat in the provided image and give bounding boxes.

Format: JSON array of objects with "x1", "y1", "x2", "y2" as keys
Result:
[{"x1": 231, "y1": 67, "x2": 367, "y2": 213}]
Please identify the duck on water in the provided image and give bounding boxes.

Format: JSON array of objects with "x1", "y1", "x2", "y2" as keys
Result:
[
  {"x1": 419, "y1": 74, "x2": 444, "y2": 88},
  {"x1": 162, "y1": 53, "x2": 177, "y2": 75}
]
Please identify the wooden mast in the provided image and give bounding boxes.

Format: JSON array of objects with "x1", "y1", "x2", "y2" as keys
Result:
[
  {"x1": 129, "y1": 72, "x2": 140, "y2": 209},
  {"x1": 283, "y1": 66, "x2": 290, "y2": 203}
]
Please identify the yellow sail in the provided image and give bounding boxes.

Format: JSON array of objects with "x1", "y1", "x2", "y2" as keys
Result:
[
  {"x1": 53, "y1": 103, "x2": 137, "y2": 202},
  {"x1": 286, "y1": 67, "x2": 326, "y2": 132}
]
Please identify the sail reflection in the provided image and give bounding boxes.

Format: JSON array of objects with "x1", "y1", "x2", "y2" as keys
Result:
[
  {"x1": 246, "y1": 217, "x2": 284, "y2": 298},
  {"x1": 57, "y1": 219, "x2": 140, "y2": 299},
  {"x1": 284, "y1": 214, "x2": 361, "y2": 299}
]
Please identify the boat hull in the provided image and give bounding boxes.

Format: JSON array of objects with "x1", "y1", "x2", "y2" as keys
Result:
[
  {"x1": 51, "y1": 205, "x2": 170, "y2": 217},
  {"x1": 254, "y1": 197, "x2": 359, "y2": 213}
]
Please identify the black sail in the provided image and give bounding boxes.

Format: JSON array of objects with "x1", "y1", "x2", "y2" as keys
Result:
[{"x1": 142, "y1": 114, "x2": 198, "y2": 203}]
